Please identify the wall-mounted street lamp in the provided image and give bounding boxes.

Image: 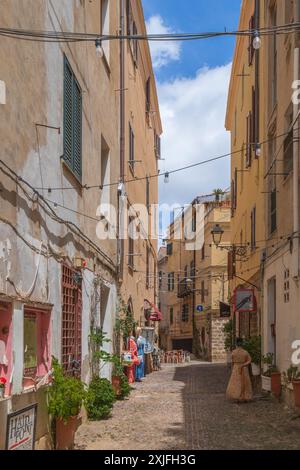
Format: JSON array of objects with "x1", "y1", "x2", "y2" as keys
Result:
[{"x1": 211, "y1": 224, "x2": 248, "y2": 257}]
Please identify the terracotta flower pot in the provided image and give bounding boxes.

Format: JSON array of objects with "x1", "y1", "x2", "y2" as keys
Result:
[
  {"x1": 292, "y1": 380, "x2": 300, "y2": 407},
  {"x1": 56, "y1": 415, "x2": 80, "y2": 450},
  {"x1": 271, "y1": 372, "x2": 281, "y2": 398},
  {"x1": 112, "y1": 376, "x2": 121, "y2": 397}
]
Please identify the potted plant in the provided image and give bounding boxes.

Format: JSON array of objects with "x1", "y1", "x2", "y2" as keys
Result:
[
  {"x1": 243, "y1": 336, "x2": 261, "y2": 376},
  {"x1": 111, "y1": 355, "x2": 132, "y2": 399},
  {"x1": 48, "y1": 358, "x2": 85, "y2": 450},
  {"x1": 84, "y1": 376, "x2": 116, "y2": 420},
  {"x1": 261, "y1": 353, "x2": 281, "y2": 396},
  {"x1": 282, "y1": 365, "x2": 300, "y2": 407},
  {"x1": 0, "y1": 377, "x2": 6, "y2": 399}
]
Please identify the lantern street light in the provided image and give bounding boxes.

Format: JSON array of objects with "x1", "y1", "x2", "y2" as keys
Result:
[{"x1": 211, "y1": 224, "x2": 248, "y2": 257}]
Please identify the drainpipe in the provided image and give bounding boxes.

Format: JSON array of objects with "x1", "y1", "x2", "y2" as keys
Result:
[
  {"x1": 118, "y1": 0, "x2": 125, "y2": 282},
  {"x1": 293, "y1": 13, "x2": 300, "y2": 280}
]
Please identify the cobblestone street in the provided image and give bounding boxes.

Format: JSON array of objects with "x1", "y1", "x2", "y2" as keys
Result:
[{"x1": 75, "y1": 362, "x2": 300, "y2": 450}]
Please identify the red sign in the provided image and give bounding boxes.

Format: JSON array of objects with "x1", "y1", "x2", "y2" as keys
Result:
[{"x1": 234, "y1": 288, "x2": 256, "y2": 312}]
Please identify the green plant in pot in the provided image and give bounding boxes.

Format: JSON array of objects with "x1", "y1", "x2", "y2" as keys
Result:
[
  {"x1": 85, "y1": 377, "x2": 116, "y2": 420},
  {"x1": 243, "y1": 336, "x2": 261, "y2": 376},
  {"x1": 261, "y1": 353, "x2": 281, "y2": 397},
  {"x1": 48, "y1": 357, "x2": 86, "y2": 450},
  {"x1": 282, "y1": 365, "x2": 300, "y2": 407},
  {"x1": 111, "y1": 355, "x2": 132, "y2": 400}
]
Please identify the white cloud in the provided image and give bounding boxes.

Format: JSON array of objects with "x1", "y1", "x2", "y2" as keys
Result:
[
  {"x1": 158, "y1": 63, "x2": 232, "y2": 207},
  {"x1": 146, "y1": 15, "x2": 181, "y2": 69}
]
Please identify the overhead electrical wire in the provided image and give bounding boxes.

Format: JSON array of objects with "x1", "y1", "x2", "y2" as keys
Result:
[
  {"x1": 1, "y1": 22, "x2": 300, "y2": 43},
  {"x1": 33, "y1": 125, "x2": 300, "y2": 193}
]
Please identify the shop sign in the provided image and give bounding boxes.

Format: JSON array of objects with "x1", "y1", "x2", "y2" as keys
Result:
[
  {"x1": 6, "y1": 404, "x2": 37, "y2": 450},
  {"x1": 234, "y1": 288, "x2": 256, "y2": 312},
  {"x1": 141, "y1": 327, "x2": 155, "y2": 354}
]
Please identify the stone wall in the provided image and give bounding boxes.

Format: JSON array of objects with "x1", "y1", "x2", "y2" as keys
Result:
[{"x1": 210, "y1": 317, "x2": 227, "y2": 363}]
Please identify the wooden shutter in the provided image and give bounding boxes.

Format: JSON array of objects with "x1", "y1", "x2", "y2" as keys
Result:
[
  {"x1": 129, "y1": 124, "x2": 135, "y2": 172},
  {"x1": 155, "y1": 133, "x2": 161, "y2": 159},
  {"x1": 63, "y1": 56, "x2": 82, "y2": 180},
  {"x1": 146, "y1": 176, "x2": 150, "y2": 210},
  {"x1": 248, "y1": 16, "x2": 255, "y2": 66},
  {"x1": 73, "y1": 79, "x2": 82, "y2": 179},
  {"x1": 146, "y1": 77, "x2": 151, "y2": 113},
  {"x1": 63, "y1": 59, "x2": 73, "y2": 168},
  {"x1": 246, "y1": 112, "x2": 252, "y2": 167}
]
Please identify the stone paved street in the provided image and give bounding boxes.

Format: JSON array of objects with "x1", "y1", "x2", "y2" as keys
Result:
[{"x1": 75, "y1": 362, "x2": 300, "y2": 450}]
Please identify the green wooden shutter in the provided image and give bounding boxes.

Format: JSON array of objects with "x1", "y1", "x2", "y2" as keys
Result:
[
  {"x1": 63, "y1": 56, "x2": 82, "y2": 181},
  {"x1": 64, "y1": 58, "x2": 73, "y2": 167},
  {"x1": 72, "y1": 78, "x2": 82, "y2": 179}
]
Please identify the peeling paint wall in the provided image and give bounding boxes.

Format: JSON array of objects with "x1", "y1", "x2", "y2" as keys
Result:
[{"x1": 0, "y1": 0, "x2": 120, "y2": 449}]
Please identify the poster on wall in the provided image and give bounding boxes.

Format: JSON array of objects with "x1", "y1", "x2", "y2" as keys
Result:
[
  {"x1": 6, "y1": 404, "x2": 37, "y2": 450},
  {"x1": 141, "y1": 327, "x2": 155, "y2": 354}
]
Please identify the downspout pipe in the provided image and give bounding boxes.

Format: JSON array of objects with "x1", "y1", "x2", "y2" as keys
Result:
[
  {"x1": 118, "y1": 0, "x2": 125, "y2": 282},
  {"x1": 293, "y1": 10, "x2": 300, "y2": 280}
]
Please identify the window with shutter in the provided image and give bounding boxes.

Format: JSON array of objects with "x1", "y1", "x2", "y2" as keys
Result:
[
  {"x1": 248, "y1": 16, "x2": 255, "y2": 66},
  {"x1": 129, "y1": 123, "x2": 135, "y2": 173},
  {"x1": 63, "y1": 56, "x2": 82, "y2": 181},
  {"x1": 146, "y1": 176, "x2": 150, "y2": 211},
  {"x1": 146, "y1": 77, "x2": 151, "y2": 114},
  {"x1": 155, "y1": 133, "x2": 161, "y2": 159},
  {"x1": 167, "y1": 243, "x2": 173, "y2": 256},
  {"x1": 251, "y1": 206, "x2": 256, "y2": 250},
  {"x1": 246, "y1": 112, "x2": 252, "y2": 167}
]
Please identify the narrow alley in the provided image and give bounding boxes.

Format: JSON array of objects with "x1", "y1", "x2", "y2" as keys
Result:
[{"x1": 75, "y1": 363, "x2": 300, "y2": 451}]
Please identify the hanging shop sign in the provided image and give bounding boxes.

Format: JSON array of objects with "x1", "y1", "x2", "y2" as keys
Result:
[
  {"x1": 196, "y1": 305, "x2": 204, "y2": 312},
  {"x1": 141, "y1": 327, "x2": 155, "y2": 354},
  {"x1": 6, "y1": 404, "x2": 37, "y2": 450},
  {"x1": 220, "y1": 302, "x2": 231, "y2": 317},
  {"x1": 234, "y1": 288, "x2": 256, "y2": 313}
]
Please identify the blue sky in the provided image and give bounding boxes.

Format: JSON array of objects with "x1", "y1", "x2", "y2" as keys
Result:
[
  {"x1": 143, "y1": 0, "x2": 242, "y2": 81},
  {"x1": 142, "y1": 0, "x2": 242, "y2": 217}
]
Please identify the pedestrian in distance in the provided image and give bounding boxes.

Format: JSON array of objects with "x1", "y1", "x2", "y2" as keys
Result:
[{"x1": 226, "y1": 338, "x2": 253, "y2": 403}]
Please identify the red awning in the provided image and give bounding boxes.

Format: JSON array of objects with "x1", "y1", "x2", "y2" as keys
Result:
[{"x1": 144, "y1": 299, "x2": 162, "y2": 321}]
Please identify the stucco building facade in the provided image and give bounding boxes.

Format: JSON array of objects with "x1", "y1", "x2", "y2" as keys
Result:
[{"x1": 0, "y1": 0, "x2": 160, "y2": 449}]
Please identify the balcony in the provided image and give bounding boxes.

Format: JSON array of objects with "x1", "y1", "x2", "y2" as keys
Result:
[{"x1": 177, "y1": 278, "x2": 193, "y2": 298}]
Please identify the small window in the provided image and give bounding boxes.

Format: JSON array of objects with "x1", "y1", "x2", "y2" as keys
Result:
[
  {"x1": 24, "y1": 309, "x2": 51, "y2": 383},
  {"x1": 127, "y1": 0, "x2": 138, "y2": 64},
  {"x1": 170, "y1": 307, "x2": 174, "y2": 325},
  {"x1": 168, "y1": 273, "x2": 175, "y2": 292},
  {"x1": 159, "y1": 271, "x2": 163, "y2": 289},
  {"x1": 63, "y1": 56, "x2": 82, "y2": 181},
  {"x1": 181, "y1": 304, "x2": 189, "y2": 323},
  {"x1": 167, "y1": 243, "x2": 173, "y2": 256},
  {"x1": 270, "y1": 189, "x2": 277, "y2": 234}
]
